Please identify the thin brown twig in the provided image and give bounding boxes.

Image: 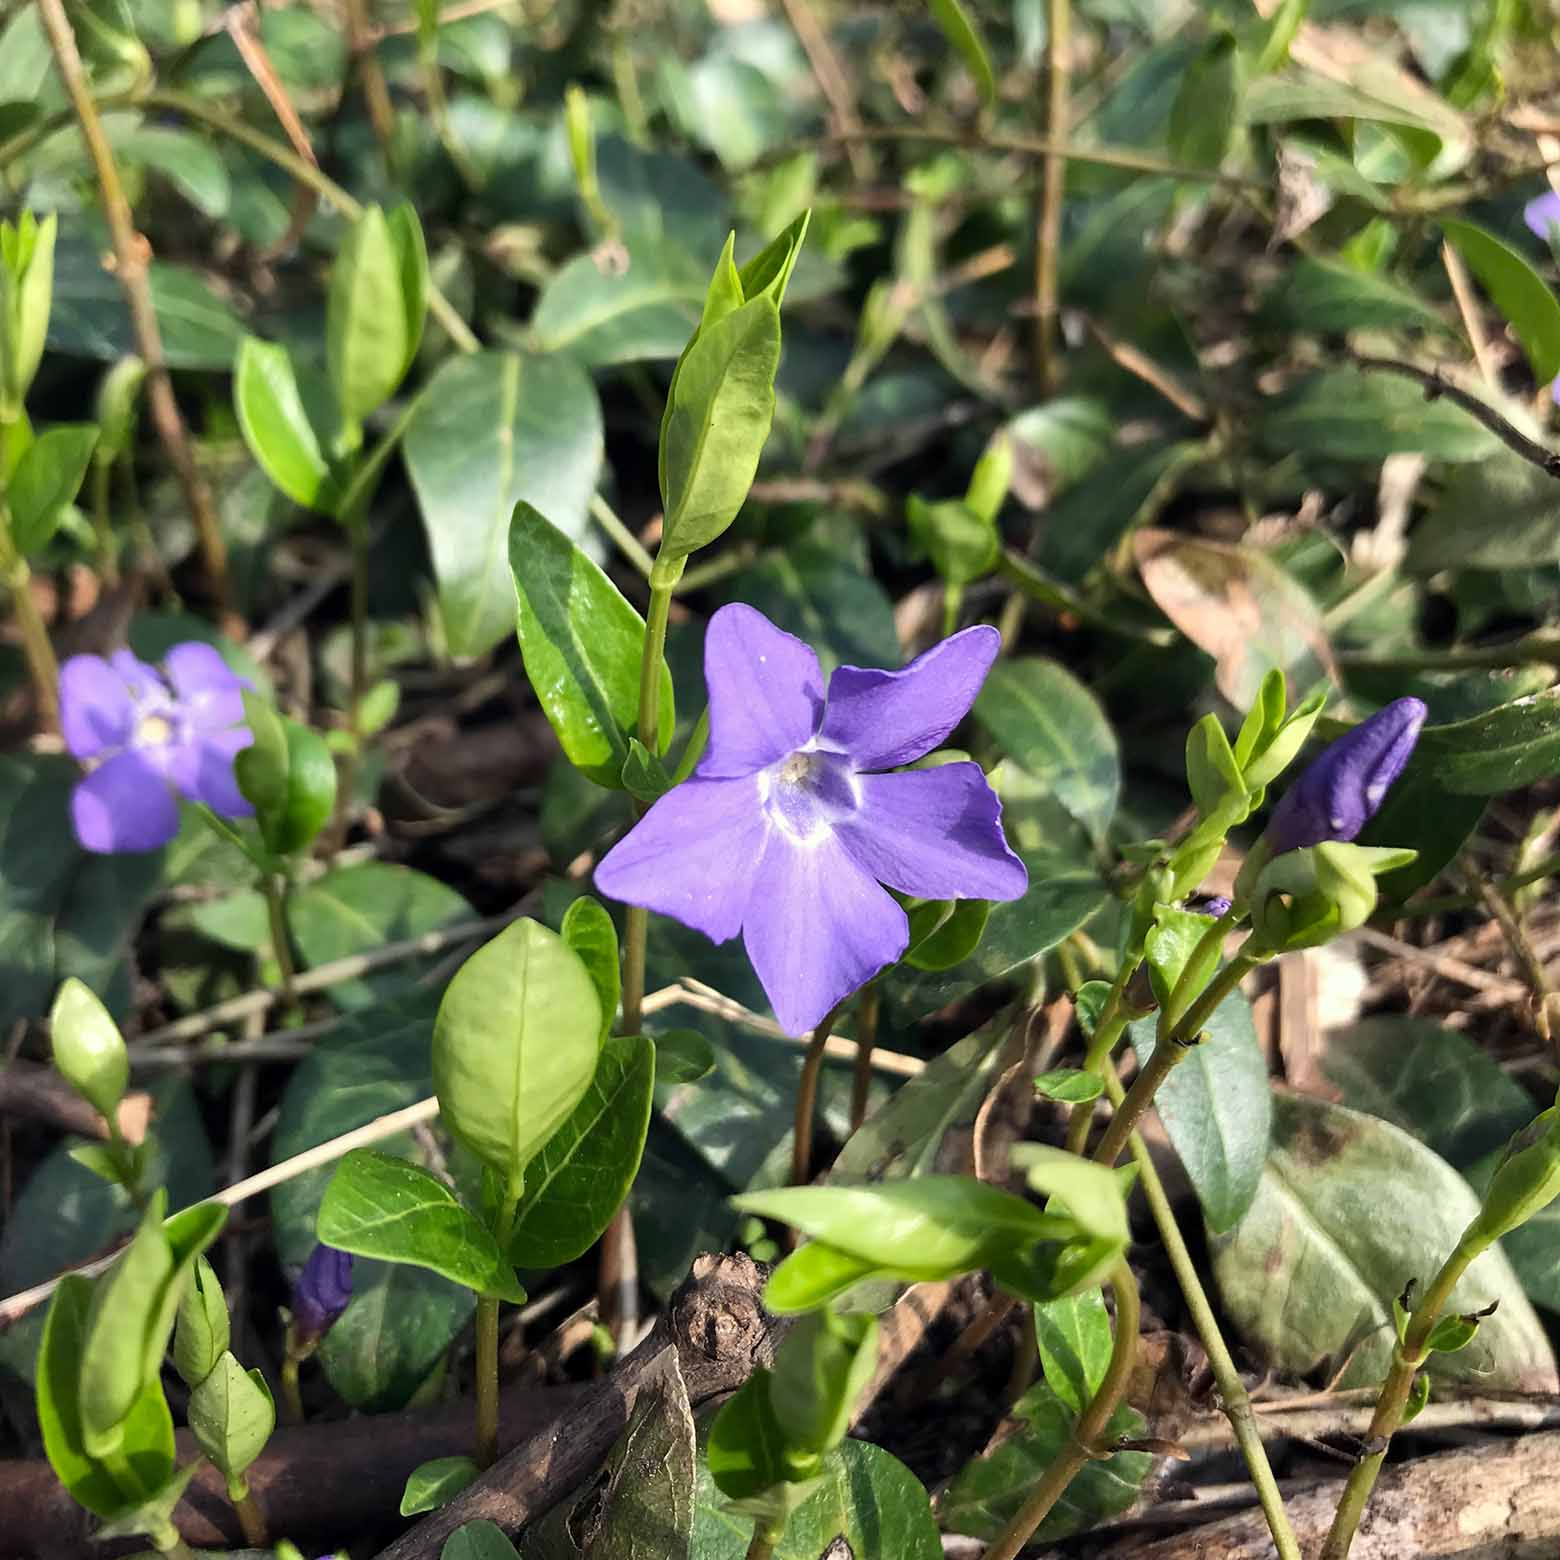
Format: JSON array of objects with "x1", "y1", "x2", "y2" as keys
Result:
[
  {"x1": 1440, "y1": 240, "x2": 1500, "y2": 388},
  {"x1": 1034, "y1": 0, "x2": 1070, "y2": 392},
  {"x1": 1351, "y1": 354, "x2": 1560, "y2": 478},
  {"x1": 35, "y1": 0, "x2": 234, "y2": 623},
  {"x1": 776, "y1": 0, "x2": 870, "y2": 180}
]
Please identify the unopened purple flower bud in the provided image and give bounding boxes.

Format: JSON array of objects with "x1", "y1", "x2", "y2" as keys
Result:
[
  {"x1": 1264, "y1": 697, "x2": 1427, "y2": 857},
  {"x1": 292, "y1": 1244, "x2": 353, "y2": 1342}
]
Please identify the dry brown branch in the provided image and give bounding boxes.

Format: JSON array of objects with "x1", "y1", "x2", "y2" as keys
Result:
[{"x1": 0, "y1": 1060, "x2": 150, "y2": 1144}]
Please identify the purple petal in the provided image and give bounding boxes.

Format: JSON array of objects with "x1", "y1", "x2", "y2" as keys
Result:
[
  {"x1": 742, "y1": 834, "x2": 907, "y2": 1035},
  {"x1": 166, "y1": 728, "x2": 255, "y2": 817},
  {"x1": 164, "y1": 641, "x2": 249, "y2": 731},
  {"x1": 818, "y1": 625, "x2": 999, "y2": 772},
  {"x1": 108, "y1": 650, "x2": 170, "y2": 708},
  {"x1": 1525, "y1": 191, "x2": 1560, "y2": 242},
  {"x1": 292, "y1": 1244, "x2": 354, "y2": 1341},
  {"x1": 595, "y1": 775, "x2": 770, "y2": 943},
  {"x1": 696, "y1": 604, "x2": 824, "y2": 779},
  {"x1": 58, "y1": 655, "x2": 136, "y2": 759},
  {"x1": 70, "y1": 750, "x2": 180, "y2": 853},
  {"x1": 1551, "y1": 376, "x2": 1560, "y2": 408},
  {"x1": 835, "y1": 763, "x2": 1028, "y2": 902}
]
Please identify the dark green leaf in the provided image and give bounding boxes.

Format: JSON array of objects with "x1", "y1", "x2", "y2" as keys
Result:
[
  {"x1": 115, "y1": 127, "x2": 230, "y2": 218},
  {"x1": 1169, "y1": 33, "x2": 1239, "y2": 169},
  {"x1": 405, "y1": 350, "x2": 604, "y2": 658},
  {"x1": 903, "y1": 898, "x2": 991, "y2": 972},
  {"x1": 1413, "y1": 689, "x2": 1560, "y2": 795},
  {"x1": 1407, "y1": 449, "x2": 1560, "y2": 570},
  {"x1": 561, "y1": 894, "x2": 620, "y2": 1043},
  {"x1": 441, "y1": 1520, "x2": 522, "y2": 1560},
  {"x1": 654, "y1": 1027, "x2": 716, "y2": 1084},
  {"x1": 1033, "y1": 1289, "x2": 1112, "y2": 1414},
  {"x1": 510, "y1": 502, "x2": 673, "y2": 786},
  {"x1": 507, "y1": 1034, "x2": 654, "y2": 1268},
  {"x1": 532, "y1": 240, "x2": 705, "y2": 367},
  {"x1": 401, "y1": 1456, "x2": 480, "y2": 1517},
  {"x1": 1443, "y1": 218, "x2": 1560, "y2": 384},
  {"x1": 8, "y1": 424, "x2": 98, "y2": 556},
  {"x1": 1259, "y1": 256, "x2": 1449, "y2": 336}
]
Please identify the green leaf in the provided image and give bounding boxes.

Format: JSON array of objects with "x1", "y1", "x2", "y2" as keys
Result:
[
  {"x1": 769, "y1": 1310, "x2": 878, "y2": 1457},
  {"x1": 172, "y1": 1254, "x2": 229, "y2": 1388},
  {"x1": 187, "y1": 1351, "x2": 275, "y2": 1479},
  {"x1": 1408, "y1": 448, "x2": 1560, "y2": 570},
  {"x1": 654, "y1": 1027, "x2": 716, "y2": 1084},
  {"x1": 928, "y1": 0, "x2": 996, "y2": 107},
  {"x1": 235, "y1": 693, "x2": 337, "y2": 856},
  {"x1": 1033, "y1": 1288, "x2": 1112, "y2": 1414},
  {"x1": 319, "y1": 1148, "x2": 524, "y2": 1300},
  {"x1": 707, "y1": 1370, "x2": 796, "y2": 1501},
  {"x1": 1255, "y1": 0, "x2": 1309, "y2": 73},
  {"x1": 1033, "y1": 1068, "x2": 1104, "y2": 1105},
  {"x1": 7, "y1": 424, "x2": 98, "y2": 556},
  {"x1": 93, "y1": 355, "x2": 147, "y2": 464},
  {"x1": 233, "y1": 336, "x2": 346, "y2": 515},
  {"x1": 1130, "y1": 988, "x2": 1271, "y2": 1232},
  {"x1": 1443, "y1": 218, "x2": 1560, "y2": 384},
  {"x1": 510, "y1": 502, "x2": 674, "y2": 786},
  {"x1": 401, "y1": 1456, "x2": 480, "y2": 1516},
  {"x1": 691, "y1": 1438, "x2": 941, "y2": 1560},
  {"x1": 560, "y1": 894, "x2": 620, "y2": 1043},
  {"x1": 906, "y1": 495, "x2": 998, "y2": 587},
  {"x1": 36, "y1": 1275, "x2": 176, "y2": 1520},
  {"x1": 404, "y1": 350, "x2": 604, "y2": 658},
  {"x1": 1257, "y1": 368, "x2": 1500, "y2": 464},
  {"x1": 433, "y1": 918, "x2": 603, "y2": 1192},
  {"x1": 1413, "y1": 688, "x2": 1560, "y2": 795},
  {"x1": 658, "y1": 293, "x2": 781, "y2": 561},
  {"x1": 1169, "y1": 33, "x2": 1240, "y2": 169},
  {"x1": 286, "y1": 863, "x2": 473, "y2": 1010},
  {"x1": 48, "y1": 977, "x2": 128, "y2": 1120},
  {"x1": 1211, "y1": 1095, "x2": 1555, "y2": 1390},
  {"x1": 1185, "y1": 714, "x2": 1246, "y2": 822},
  {"x1": 1258, "y1": 256, "x2": 1448, "y2": 336},
  {"x1": 622, "y1": 737, "x2": 674, "y2": 804},
  {"x1": 940, "y1": 1380, "x2": 1149, "y2": 1542},
  {"x1": 327, "y1": 204, "x2": 425, "y2": 424},
  {"x1": 531, "y1": 239, "x2": 705, "y2": 367},
  {"x1": 903, "y1": 898, "x2": 991, "y2": 972},
  {"x1": 974, "y1": 659, "x2": 1119, "y2": 844},
  {"x1": 442, "y1": 1520, "x2": 522, "y2": 1560},
  {"x1": 115, "y1": 126, "x2": 230, "y2": 218},
  {"x1": 507, "y1": 1034, "x2": 654, "y2": 1269},
  {"x1": 764, "y1": 1244, "x2": 890, "y2": 1315}
]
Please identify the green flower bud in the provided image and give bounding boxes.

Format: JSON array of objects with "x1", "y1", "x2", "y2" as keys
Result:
[
  {"x1": 1248, "y1": 841, "x2": 1415, "y2": 954},
  {"x1": 49, "y1": 978, "x2": 128, "y2": 1121},
  {"x1": 1468, "y1": 1108, "x2": 1560, "y2": 1245},
  {"x1": 0, "y1": 211, "x2": 56, "y2": 421}
]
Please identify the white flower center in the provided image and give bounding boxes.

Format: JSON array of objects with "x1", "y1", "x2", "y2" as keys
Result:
[{"x1": 761, "y1": 747, "x2": 860, "y2": 846}]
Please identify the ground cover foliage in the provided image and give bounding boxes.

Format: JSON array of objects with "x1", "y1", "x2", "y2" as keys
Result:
[{"x1": 4, "y1": 1, "x2": 1560, "y2": 1557}]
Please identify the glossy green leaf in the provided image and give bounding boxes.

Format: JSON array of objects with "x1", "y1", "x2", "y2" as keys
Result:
[
  {"x1": 233, "y1": 336, "x2": 346, "y2": 515},
  {"x1": 286, "y1": 863, "x2": 472, "y2": 1010},
  {"x1": 433, "y1": 918, "x2": 603, "y2": 1193},
  {"x1": 1033, "y1": 1288, "x2": 1112, "y2": 1414},
  {"x1": 1443, "y1": 218, "x2": 1560, "y2": 384},
  {"x1": 903, "y1": 898, "x2": 991, "y2": 972},
  {"x1": 658, "y1": 292, "x2": 781, "y2": 561},
  {"x1": 1033, "y1": 1068, "x2": 1104, "y2": 1105},
  {"x1": 187, "y1": 1351, "x2": 275, "y2": 1480},
  {"x1": 1412, "y1": 688, "x2": 1560, "y2": 795},
  {"x1": 172, "y1": 1255, "x2": 229, "y2": 1388},
  {"x1": 532, "y1": 239, "x2": 705, "y2": 367},
  {"x1": 7, "y1": 423, "x2": 98, "y2": 556},
  {"x1": 327, "y1": 204, "x2": 427, "y2": 424},
  {"x1": 510, "y1": 502, "x2": 674, "y2": 786},
  {"x1": 405, "y1": 350, "x2": 604, "y2": 658},
  {"x1": 48, "y1": 977, "x2": 128, "y2": 1120},
  {"x1": 941, "y1": 1380, "x2": 1149, "y2": 1542},
  {"x1": 928, "y1": 0, "x2": 996, "y2": 106},
  {"x1": 1169, "y1": 33, "x2": 1239, "y2": 168},
  {"x1": 402, "y1": 1456, "x2": 480, "y2": 1516},
  {"x1": 560, "y1": 894, "x2": 620, "y2": 1043},
  {"x1": 906, "y1": 495, "x2": 998, "y2": 587},
  {"x1": 974, "y1": 659, "x2": 1119, "y2": 844},
  {"x1": 1130, "y1": 988, "x2": 1271, "y2": 1233},
  {"x1": 36, "y1": 1276, "x2": 176, "y2": 1520},
  {"x1": 654, "y1": 1027, "x2": 716, "y2": 1084},
  {"x1": 707, "y1": 1369, "x2": 796, "y2": 1501},
  {"x1": 1211, "y1": 1095, "x2": 1555, "y2": 1390},
  {"x1": 769, "y1": 1309, "x2": 878, "y2": 1456},
  {"x1": 507, "y1": 1034, "x2": 654, "y2": 1268},
  {"x1": 318, "y1": 1148, "x2": 523, "y2": 1300},
  {"x1": 442, "y1": 1520, "x2": 522, "y2": 1560},
  {"x1": 764, "y1": 1243, "x2": 890, "y2": 1315}
]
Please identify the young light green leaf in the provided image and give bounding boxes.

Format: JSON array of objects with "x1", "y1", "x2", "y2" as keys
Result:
[
  {"x1": 432, "y1": 918, "x2": 603, "y2": 1193},
  {"x1": 1443, "y1": 218, "x2": 1560, "y2": 385},
  {"x1": 707, "y1": 1369, "x2": 802, "y2": 1501},
  {"x1": 233, "y1": 337, "x2": 346, "y2": 514},
  {"x1": 906, "y1": 495, "x2": 999, "y2": 587},
  {"x1": 510, "y1": 502, "x2": 674, "y2": 785},
  {"x1": 928, "y1": 0, "x2": 996, "y2": 107},
  {"x1": 173, "y1": 1254, "x2": 229, "y2": 1388},
  {"x1": 49, "y1": 977, "x2": 128, "y2": 1120},
  {"x1": 560, "y1": 895, "x2": 620, "y2": 1043},
  {"x1": 1185, "y1": 713, "x2": 1246, "y2": 821},
  {"x1": 507, "y1": 1034, "x2": 654, "y2": 1268},
  {"x1": 235, "y1": 694, "x2": 337, "y2": 857},
  {"x1": 187, "y1": 1351, "x2": 275, "y2": 1479},
  {"x1": 93, "y1": 355, "x2": 147, "y2": 464},
  {"x1": 7, "y1": 424, "x2": 98, "y2": 556},
  {"x1": 1255, "y1": 0, "x2": 1309, "y2": 73},
  {"x1": 764, "y1": 1242, "x2": 890, "y2": 1316},
  {"x1": 1033, "y1": 1068, "x2": 1104, "y2": 1105},
  {"x1": 327, "y1": 204, "x2": 426, "y2": 425},
  {"x1": 402, "y1": 1455, "x2": 480, "y2": 1516},
  {"x1": 0, "y1": 209, "x2": 55, "y2": 416},
  {"x1": 768, "y1": 1309, "x2": 879, "y2": 1456},
  {"x1": 318, "y1": 1149, "x2": 524, "y2": 1300},
  {"x1": 904, "y1": 898, "x2": 991, "y2": 972}
]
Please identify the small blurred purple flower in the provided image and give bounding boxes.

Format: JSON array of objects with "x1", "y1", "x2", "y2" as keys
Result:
[
  {"x1": 291, "y1": 1243, "x2": 354, "y2": 1342},
  {"x1": 1189, "y1": 894, "x2": 1233, "y2": 919},
  {"x1": 595, "y1": 604, "x2": 1028, "y2": 1035},
  {"x1": 1525, "y1": 191, "x2": 1560, "y2": 244},
  {"x1": 1264, "y1": 697, "x2": 1427, "y2": 858},
  {"x1": 59, "y1": 644, "x2": 252, "y2": 854}
]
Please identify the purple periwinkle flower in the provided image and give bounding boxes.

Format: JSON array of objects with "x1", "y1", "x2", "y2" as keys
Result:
[
  {"x1": 595, "y1": 605, "x2": 1028, "y2": 1035},
  {"x1": 1263, "y1": 696, "x2": 1427, "y2": 858},
  {"x1": 292, "y1": 1243, "x2": 354, "y2": 1342},
  {"x1": 59, "y1": 644, "x2": 253, "y2": 854},
  {"x1": 1189, "y1": 894, "x2": 1233, "y2": 919},
  {"x1": 1525, "y1": 191, "x2": 1560, "y2": 244}
]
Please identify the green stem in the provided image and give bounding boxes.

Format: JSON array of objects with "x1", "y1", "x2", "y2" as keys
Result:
[
  {"x1": 1160, "y1": 906, "x2": 1240, "y2": 1035},
  {"x1": 153, "y1": 1531, "x2": 197, "y2": 1560},
  {"x1": 89, "y1": 459, "x2": 119, "y2": 585},
  {"x1": 475, "y1": 1196, "x2": 520, "y2": 1469},
  {"x1": 0, "y1": 520, "x2": 59, "y2": 731},
  {"x1": 981, "y1": 1258, "x2": 1139, "y2": 1560},
  {"x1": 1034, "y1": 0, "x2": 1070, "y2": 392},
  {"x1": 744, "y1": 1522, "x2": 783, "y2": 1560},
  {"x1": 260, "y1": 873, "x2": 297, "y2": 1004},
  {"x1": 590, "y1": 492, "x2": 654, "y2": 580},
  {"x1": 1319, "y1": 1235, "x2": 1484, "y2": 1560},
  {"x1": 1092, "y1": 951, "x2": 1259, "y2": 1168},
  {"x1": 280, "y1": 1355, "x2": 304, "y2": 1425},
  {"x1": 1106, "y1": 1069, "x2": 1302, "y2": 1560},
  {"x1": 1064, "y1": 954, "x2": 1143, "y2": 1157}
]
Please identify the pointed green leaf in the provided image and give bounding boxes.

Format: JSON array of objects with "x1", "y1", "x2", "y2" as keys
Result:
[
  {"x1": 1443, "y1": 217, "x2": 1560, "y2": 384},
  {"x1": 401, "y1": 1456, "x2": 480, "y2": 1516},
  {"x1": 234, "y1": 336, "x2": 346, "y2": 514},
  {"x1": 187, "y1": 1351, "x2": 275, "y2": 1479},
  {"x1": 7, "y1": 424, "x2": 98, "y2": 556}
]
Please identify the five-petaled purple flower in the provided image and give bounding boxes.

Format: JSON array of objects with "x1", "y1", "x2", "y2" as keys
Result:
[
  {"x1": 59, "y1": 644, "x2": 253, "y2": 854},
  {"x1": 291, "y1": 1243, "x2": 354, "y2": 1342},
  {"x1": 595, "y1": 605, "x2": 1028, "y2": 1035},
  {"x1": 1263, "y1": 696, "x2": 1427, "y2": 858}
]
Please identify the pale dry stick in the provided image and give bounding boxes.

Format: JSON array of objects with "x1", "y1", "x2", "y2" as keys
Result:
[
  {"x1": 776, "y1": 0, "x2": 870, "y2": 181},
  {"x1": 342, "y1": 0, "x2": 398, "y2": 164},
  {"x1": 1464, "y1": 868, "x2": 1557, "y2": 1042},
  {"x1": 35, "y1": 0, "x2": 233, "y2": 621},
  {"x1": 1083, "y1": 313, "x2": 1208, "y2": 421},
  {"x1": 1441, "y1": 239, "x2": 1500, "y2": 387},
  {"x1": 1034, "y1": 0, "x2": 1071, "y2": 393},
  {"x1": 0, "y1": 1096, "x2": 440, "y2": 1327},
  {"x1": 1353, "y1": 924, "x2": 1531, "y2": 1004}
]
